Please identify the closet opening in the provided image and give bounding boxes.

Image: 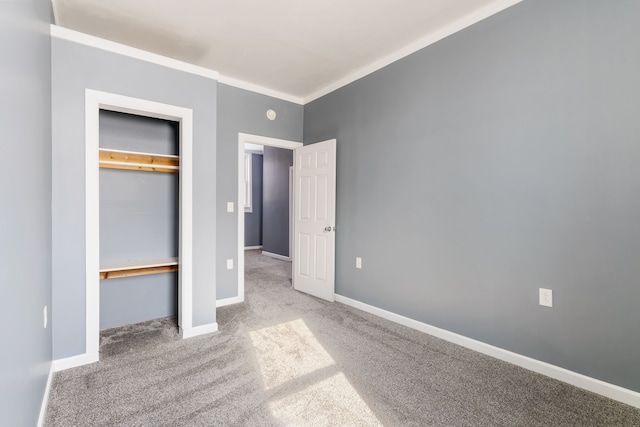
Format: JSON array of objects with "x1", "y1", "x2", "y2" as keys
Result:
[
  {"x1": 84, "y1": 90, "x2": 194, "y2": 363},
  {"x1": 98, "y1": 110, "x2": 179, "y2": 339}
]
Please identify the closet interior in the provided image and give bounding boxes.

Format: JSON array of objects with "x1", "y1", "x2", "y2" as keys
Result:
[{"x1": 98, "y1": 110, "x2": 180, "y2": 330}]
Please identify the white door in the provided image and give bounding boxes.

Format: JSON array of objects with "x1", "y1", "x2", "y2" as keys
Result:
[{"x1": 293, "y1": 139, "x2": 336, "y2": 301}]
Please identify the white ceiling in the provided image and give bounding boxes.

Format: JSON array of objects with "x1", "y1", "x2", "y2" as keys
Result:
[{"x1": 52, "y1": 0, "x2": 521, "y2": 103}]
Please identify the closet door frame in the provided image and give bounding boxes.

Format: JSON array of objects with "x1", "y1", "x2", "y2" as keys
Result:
[{"x1": 85, "y1": 89, "x2": 194, "y2": 359}]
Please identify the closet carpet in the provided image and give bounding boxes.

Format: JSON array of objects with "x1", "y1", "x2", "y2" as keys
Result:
[{"x1": 45, "y1": 251, "x2": 640, "y2": 426}]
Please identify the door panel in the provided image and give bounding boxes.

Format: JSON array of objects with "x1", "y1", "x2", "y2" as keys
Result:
[{"x1": 293, "y1": 139, "x2": 336, "y2": 302}]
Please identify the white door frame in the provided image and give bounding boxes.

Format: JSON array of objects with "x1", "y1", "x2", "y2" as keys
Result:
[
  {"x1": 289, "y1": 165, "x2": 294, "y2": 261},
  {"x1": 236, "y1": 133, "x2": 302, "y2": 303},
  {"x1": 84, "y1": 89, "x2": 194, "y2": 364}
]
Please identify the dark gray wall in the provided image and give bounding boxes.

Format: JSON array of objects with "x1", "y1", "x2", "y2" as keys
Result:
[
  {"x1": 0, "y1": 0, "x2": 52, "y2": 425},
  {"x1": 99, "y1": 110, "x2": 179, "y2": 155},
  {"x1": 216, "y1": 84, "x2": 302, "y2": 299},
  {"x1": 52, "y1": 37, "x2": 217, "y2": 359},
  {"x1": 244, "y1": 153, "x2": 263, "y2": 247},
  {"x1": 99, "y1": 111, "x2": 178, "y2": 328},
  {"x1": 304, "y1": 0, "x2": 640, "y2": 392},
  {"x1": 100, "y1": 274, "x2": 177, "y2": 328},
  {"x1": 262, "y1": 147, "x2": 293, "y2": 257}
]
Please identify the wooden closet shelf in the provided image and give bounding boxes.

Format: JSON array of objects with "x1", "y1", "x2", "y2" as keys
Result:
[
  {"x1": 99, "y1": 257, "x2": 178, "y2": 280},
  {"x1": 99, "y1": 148, "x2": 179, "y2": 173}
]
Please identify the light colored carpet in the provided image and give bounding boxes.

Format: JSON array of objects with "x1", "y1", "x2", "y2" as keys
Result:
[{"x1": 45, "y1": 250, "x2": 640, "y2": 426}]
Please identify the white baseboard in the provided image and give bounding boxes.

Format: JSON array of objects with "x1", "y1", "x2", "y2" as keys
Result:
[
  {"x1": 37, "y1": 363, "x2": 54, "y2": 427},
  {"x1": 180, "y1": 322, "x2": 218, "y2": 338},
  {"x1": 261, "y1": 251, "x2": 291, "y2": 261},
  {"x1": 216, "y1": 296, "x2": 244, "y2": 307},
  {"x1": 52, "y1": 351, "x2": 99, "y2": 372},
  {"x1": 334, "y1": 294, "x2": 640, "y2": 409},
  {"x1": 245, "y1": 246, "x2": 263, "y2": 250}
]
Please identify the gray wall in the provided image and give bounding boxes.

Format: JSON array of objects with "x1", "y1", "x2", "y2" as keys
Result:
[
  {"x1": 244, "y1": 153, "x2": 263, "y2": 247},
  {"x1": 52, "y1": 37, "x2": 217, "y2": 359},
  {"x1": 0, "y1": 0, "x2": 52, "y2": 425},
  {"x1": 99, "y1": 110, "x2": 179, "y2": 155},
  {"x1": 99, "y1": 111, "x2": 178, "y2": 328},
  {"x1": 304, "y1": 0, "x2": 640, "y2": 392},
  {"x1": 216, "y1": 84, "x2": 302, "y2": 299},
  {"x1": 262, "y1": 147, "x2": 293, "y2": 257},
  {"x1": 100, "y1": 274, "x2": 177, "y2": 328}
]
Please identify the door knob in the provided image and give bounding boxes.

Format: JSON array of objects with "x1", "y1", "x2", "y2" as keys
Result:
[{"x1": 324, "y1": 226, "x2": 334, "y2": 232}]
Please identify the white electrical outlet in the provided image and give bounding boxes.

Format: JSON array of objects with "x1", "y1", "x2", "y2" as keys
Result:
[
  {"x1": 539, "y1": 288, "x2": 553, "y2": 307},
  {"x1": 227, "y1": 259, "x2": 234, "y2": 270},
  {"x1": 44, "y1": 305, "x2": 48, "y2": 329},
  {"x1": 227, "y1": 202, "x2": 234, "y2": 213},
  {"x1": 356, "y1": 257, "x2": 362, "y2": 269}
]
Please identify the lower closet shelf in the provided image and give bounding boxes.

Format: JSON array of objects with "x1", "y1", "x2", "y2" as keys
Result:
[{"x1": 99, "y1": 257, "x2": 178, "y2": 280}]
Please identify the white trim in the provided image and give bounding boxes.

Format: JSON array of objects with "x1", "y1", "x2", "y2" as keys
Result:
[
  {"x1": 238, "y1": 134, "x2": 302, "y2": 305},
  {"x1": 52, "y1": 352, "x2": 100, "y2": 372},
  {"x1": 334, "y1": 294, "x2": 640, "y2": 409},
  {"x1": 51, "y1": 25, "x2": 219, "y2": 81},
  {"x1": 85, "y1": 90, "x2": 194, "y2": 364},
  {"x1": 238, "y1": 133, "x2": 304, "y2": 150},
  {"x1": 244, "y1": 246, "x2": 263, "y2": 251},
  {"x1": 219, "y1": 75, "x2": 303, "y2": 105},
  {"x1": 261, "y1": 251, "x2": 291, "y2": 262},
  {"x1": 216, "y1": 296, "x2": 244, "y2": 307},
  {"x1": 179, "y1": 105, "x2": 194, "y2": 332},
  {"x1": 180, "y1": 322, "x2": 219, "y2": 338},
  {"x1": 85, "y1": 91, "x2": 100, "y2": 356},
  {"x1": 244, "y1": 152, "x2": 253, "y2": 212},
  {"x1": 245, "y1": 143, "x2": 264, "y2": 154},
  {"x1": 304, "y1": 0, "x2": 523, "y2": 103},
  {"x1": 37, "y1": 363, "x2": 54, "y2": 427},
  {"x1": 289, "y1": 166, "x2": 294, "y2": 264}
]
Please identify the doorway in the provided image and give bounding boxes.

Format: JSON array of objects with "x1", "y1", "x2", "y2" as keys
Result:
[{"x1": 236, "y1": 134, "x2": 302, "y2": 302}]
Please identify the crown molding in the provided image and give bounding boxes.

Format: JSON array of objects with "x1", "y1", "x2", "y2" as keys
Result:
[
  {"x1": 304, "y1": 0, "x2": 523, "y2": 104},
  {"x1": 218, "y1": 75, "x2": 304, "y2": 105},
  {"x1": 50, "y1": 25, "x2": 219, "y2": 80}
]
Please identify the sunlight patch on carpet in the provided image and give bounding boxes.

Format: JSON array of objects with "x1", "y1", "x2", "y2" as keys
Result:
[
  {"x1": 249, "y1": 318, "x2": 382, "y2": 426},
  {"x1": 249, "y1": 319, "x2": 334, "y2": 390},
  {"x1": 269, "y1": 372, "x2": 382, "y2": 426}
]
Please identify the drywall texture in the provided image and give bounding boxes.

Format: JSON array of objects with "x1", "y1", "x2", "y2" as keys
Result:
[
  {"x1": 262, "y1": 147, "x2": 293, "y2": 257},
  {"x1": 216, "y1": 84, "x2": 302, "y2": 299},
  {"x1": 245, "y1": 153, "x2": 263, "y2": 247},
  {"x1": 99, "y1": 111, "x2": 179, "y2": 329},
  {"x1": 52, "y1": 37, "x2": 217, "y2": 359},
  {"x1": 0, "y1": 1, "x2": 52, "y2": 425},
  {"x1": 304, "y1": 0, "x2": 640, "y2": 392}
]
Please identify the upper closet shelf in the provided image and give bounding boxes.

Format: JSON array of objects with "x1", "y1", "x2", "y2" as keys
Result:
[{"x1": 99, "y1": 148, "x2": 179, "y2": 173}]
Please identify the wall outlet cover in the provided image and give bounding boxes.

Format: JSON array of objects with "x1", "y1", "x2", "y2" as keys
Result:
[
  {"x1": 227, "y1": 202, "x2": 234, "y2": 213},
  {"x1": 227, "y1": 259, "x2": 234, "y2": 270},
  {"x1": 539, "y1": 288, "x2": 553, "y2": 307},
  {"x1": 356, "y1": 257, "x2": 362, "y2": 269}
]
